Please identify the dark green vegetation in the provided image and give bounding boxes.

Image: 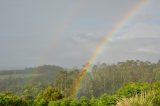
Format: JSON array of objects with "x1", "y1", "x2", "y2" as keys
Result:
[{"x1": 0, "y1": 60, "x2": 160, "y2": 106}]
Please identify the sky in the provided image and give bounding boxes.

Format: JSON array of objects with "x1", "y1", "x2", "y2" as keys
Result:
[{"x1": 0, "y1": 0, "x2": 160, "y2": 69}]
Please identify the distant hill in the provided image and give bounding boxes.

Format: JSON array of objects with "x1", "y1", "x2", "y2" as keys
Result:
[{"x1": 0, "y1": 65, "x2": 65, "y2": 93}]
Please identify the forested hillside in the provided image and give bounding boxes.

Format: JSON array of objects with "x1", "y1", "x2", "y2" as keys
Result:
[
  {"x1": 78, "y1": 60, "x2": 160, "y2": 97},
  {"x1": 0, "y1": 60, "x2": 160, "y2": 106},
  {"x1": 0, "y1": 65, "x2": 66, "y2": 95}
]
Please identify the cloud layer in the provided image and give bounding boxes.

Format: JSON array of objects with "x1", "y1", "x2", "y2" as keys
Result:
[{"x1": 0, "y1": 0, "x2": 160, "y2": 69}]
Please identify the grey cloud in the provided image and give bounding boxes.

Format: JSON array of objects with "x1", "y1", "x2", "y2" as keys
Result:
[
  {"x1": 116, "y1": 23, "x2": 160, "y2": 40},
  {"x1": 70, "y1": 33, "x2": 101, "y2": 44},
  {"x1": 96, "y1": 37, "x2": 160, "y2": 64},
  {"x1": 135, "y1": 47, "x2": 159, "y2": 55},
  {"x1": 0, "y1": 0, "x2": 160, "y2": 69}
]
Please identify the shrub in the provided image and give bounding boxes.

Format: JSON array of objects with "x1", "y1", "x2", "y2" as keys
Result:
[
  {"x1": 0, "y1": 92, "x2": 29, "y2": 106},
  {"x1": 97, "y1": 93, "x2": 117, "y2": 106},
  {"x1": 90, "y1": 97, "x2": 98, "y2": 106},
  {"x1": 116, "y1": 82, "x2": 150, "y2": 97},
  {"x1": 35, "y1": 86, "x2": 63, "y2": 106},
  {"x1": 69, "y1": 99, "x2": 81, "y2": 106},
  {"x1": 79, "y1": 96, "x2": 90, "y2": 106},
  {"x1": 60, "y1": 98, "x2": 72, "y2": 106},
  {"x1": 48, "y1": 100, "x2": 61, "y2": 106}
]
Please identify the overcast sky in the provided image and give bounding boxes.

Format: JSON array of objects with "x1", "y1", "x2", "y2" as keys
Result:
[{"x1": 0, "y1": 0, "x2": 160, "y2": 69}]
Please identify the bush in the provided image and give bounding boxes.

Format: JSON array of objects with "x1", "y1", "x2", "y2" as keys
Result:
[
  {"x1": 48, "y1": 100, "x2": 61, "y2": 106},
  {"x1": 97, "y1": 93, "x2": 117, "y2": 106},
  {"x1": 90, "y1": 97, "x2": 98, "y2": 106},
  {"x1": 60, "y1": 98, "x2": 72, "y2": 106},
  {"x1": 35, "y1": 86, "x2": 63, "y2": 106},
  {"x1": 116, "y1": 82, "x2": 150, "y2": 97},
  {"x1": 0, "y1": 92, "x2": 29, "y2": 106},
  {"x1": 79, "y1": 96, "x2": 90, "y2": 106}
]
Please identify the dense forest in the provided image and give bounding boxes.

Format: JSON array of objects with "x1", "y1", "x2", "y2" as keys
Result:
[{"x1": 0, "y1": 60, "x2": 160, "y2": 106}]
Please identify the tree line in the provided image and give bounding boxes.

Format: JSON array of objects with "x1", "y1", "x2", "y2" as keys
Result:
[{"x1": 0, "y1": 60, "x2": 160, "y2": 105}]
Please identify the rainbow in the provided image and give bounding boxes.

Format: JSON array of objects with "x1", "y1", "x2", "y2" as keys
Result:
[{"x1": 70, "y1": 0, "x2": 149, "y2": 97}]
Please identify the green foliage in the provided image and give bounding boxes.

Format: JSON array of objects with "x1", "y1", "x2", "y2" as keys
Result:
[
  {"x1": 1, "y1": 60, "x2": 160, "y2": 98},
  {"x1": 98, "y1": 93, "x2": 117, "y2": 106},
  {"x1": 90, "y1": 97, "x2": 98, "y2": 106},
  {"x1": 152, "y1": 90, "x2": 160, "y2": 106},
  {"x1": 79, "y1": 60, "x2": 160, "y2": 97},
  {"x1": 69, "y1": 99, "x2": 81, "y2": 106},
  {"x1": 116, "y1": 90, "x2": 160, "y2": 106},
  {"x1": 55, "y1": 69, "x2": 80, "y2": 97},
  {"x1": 79, "y1": 96, "x2": 90, "y2": 106},
  {"x1": 48, "y1": 98, "x2": 81, "y2": 106},
  {"x1": 116, "y1": 82, "x2": 150, "y2": 97},
  {"x1": 116, "y1": 81, "x2": 160, "y2": 106},
  {"x1": 48, "y1": 94, "x2": 117, "y2": 106},
  {"x1": 150, "y1": 81, "x2": 160, "y2": 89},
  {"x1": 49, "y1": 98, "x2": 90, "y2": 106},
  {"x1": 49, "y1": 98, "x2": 73, "y2": 106},
  {"x1": 0, "y1": 92, "x2": 29, "y2": 106},
  {"x1": 0, "y1": 65, "x2": 65, "y2": 96},
  {"x1": 48, "y1": 100, "x2": 61, "y2": 106},
  {"x1": 0, "y1": 60, "x2": 160, "y2": 105},
  {"x1": 35, "y1": 86, "x2": 63, "y2": 106},
  {"x1": 34, "y1": 99, "x2": 48, "y2": 106},
  {"x1": 59, "y1": 98, "x2": 72, "y2": 106},
  {"x1": 0, "y1": 82, "x2": 160, "y2": 106}
]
